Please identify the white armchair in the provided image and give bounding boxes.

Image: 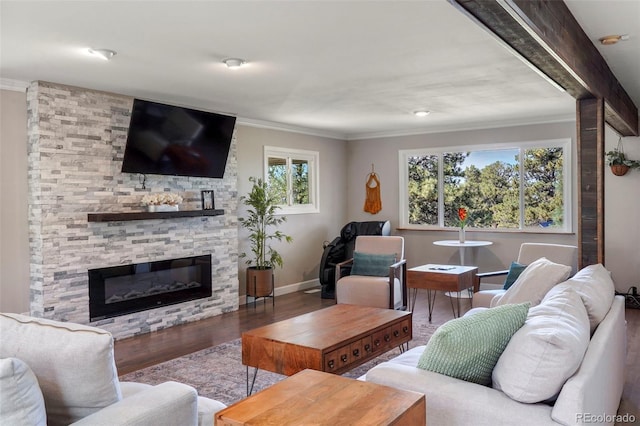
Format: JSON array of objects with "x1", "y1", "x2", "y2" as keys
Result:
[
  {"x1": 0, "y1": 313, "x2": 225, "y2": 426},
  {"x1": 335, "y1": 236, "x2": 407, "y2": 309},
  {"x1": 474, "y1": 243, "x2": 578, "y2": 308}
]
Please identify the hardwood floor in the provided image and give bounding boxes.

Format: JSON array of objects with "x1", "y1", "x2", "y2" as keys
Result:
[{"x1": 114, "y1": 290, "x2": 640, "y2": 416}]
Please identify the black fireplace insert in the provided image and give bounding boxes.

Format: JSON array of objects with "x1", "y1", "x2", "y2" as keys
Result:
[{"x1": 88, "y1": 255, "x2": 212, "y2": 321}]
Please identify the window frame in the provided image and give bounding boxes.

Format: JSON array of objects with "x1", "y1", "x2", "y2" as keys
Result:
[
  {"x1": 263, "y1": 146, "x2": 320, "y2": 215},
  {"x1": 398, "y1": 138, "x2": 572, "y2": 232}
]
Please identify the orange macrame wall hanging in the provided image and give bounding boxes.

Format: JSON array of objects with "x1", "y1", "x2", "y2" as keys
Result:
[{"x1": 363, "y1": 165, "x2": 382, "y2": 214}]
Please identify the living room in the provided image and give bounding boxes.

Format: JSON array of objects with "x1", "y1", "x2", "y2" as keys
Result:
[{"x1": 1, "y1": 0, "x2": 639, "y2": 424}]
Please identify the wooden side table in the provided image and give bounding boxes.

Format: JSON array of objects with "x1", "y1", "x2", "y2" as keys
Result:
[
  {"x1": 407, "y1": 264, "x2": 478, "y2": 321},
  {"x1": 215, "y1": 369, "x2": 426, "y2": 426}
]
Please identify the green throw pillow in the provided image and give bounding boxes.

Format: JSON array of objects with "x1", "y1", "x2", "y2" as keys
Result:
[
  {"x1": 350, "y1": 251, "x2": 396, "y2": 277},
  {"x1": 417, "y1": 302, "x2": 530, "y2": 386},
  {"x1": 503, "y1": 262, "x2": 527, "y2": 290}
]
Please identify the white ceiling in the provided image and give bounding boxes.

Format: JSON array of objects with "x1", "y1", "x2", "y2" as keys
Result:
[{"x1": 1, "y1": 0, "x2": 638, "y2": 140}]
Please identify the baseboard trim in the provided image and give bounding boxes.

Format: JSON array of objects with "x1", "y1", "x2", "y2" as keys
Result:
[{"x1": 240, "y1": 278, "x2": 320, "y2": 305}]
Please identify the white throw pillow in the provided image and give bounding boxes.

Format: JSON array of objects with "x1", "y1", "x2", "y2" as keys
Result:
[
  {"x1": 492, "y1": 286, "x2": 590, "y2": 403},
  {"x1": 0, "y1": 313, "x2": 122, "y2": 425},
  {"x1": 0, "y1": 357, "x2": 47, "y2": 426},
  {"x1": 545, "y1": 263, "x2": 615, "y2": 333},
  {"x1": 491, "y1": 257, "x2": 572, "y2": 307}
]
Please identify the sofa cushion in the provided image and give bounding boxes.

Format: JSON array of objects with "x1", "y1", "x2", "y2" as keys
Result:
[
  {"x1": 503, "y1": 261, "x2": 526, "y2": 290},
  {"x1": 546, "y1": 263, "x2": 615, "y2": 333},
  {"x1": 417, "y1": 302, "x2": 529, "y2": 386},
  {"x1": 491, "y1": 257, "x2": 572, "y2": 308},
  {"x1": 492, "y1": 286, "x2": 590, "y2": 403},
  {"x1": 0, "y1": 313, "x2": 122, "y2": 426},
  {"x1": 350, "y1": 251, "x2": 395, "y2": 276},
  {"x1": 0, "y1": 357, "x2": 47, "y2": 426}
]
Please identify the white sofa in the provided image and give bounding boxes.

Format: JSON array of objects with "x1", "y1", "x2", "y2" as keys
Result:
[
  {"x1": 364, "y1": 264, "x2": 626, "y2": 426},
  {"x1": 0, "y1": 312, "x2": 226, "y2": 426}
]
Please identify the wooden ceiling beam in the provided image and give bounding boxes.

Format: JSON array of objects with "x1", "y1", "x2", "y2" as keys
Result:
[{"x1": 450, "y1": 0, "x2": 638, "y2": 137}]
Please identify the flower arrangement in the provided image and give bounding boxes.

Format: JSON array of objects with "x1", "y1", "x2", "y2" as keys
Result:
[
  {"x1": 141, "y1": 192, "x2": 183, "y2": 206},
  {"x1": 458, "y1": 207, "x2": 468, "y2": 229}
]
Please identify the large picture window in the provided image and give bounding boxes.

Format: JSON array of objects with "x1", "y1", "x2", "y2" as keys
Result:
[
  {"x1": 264, "y1": 146, "x2": 319, "y2": 214},
  {"x1": 399, "y1": 139, "x2": 571, "y2": 232}
]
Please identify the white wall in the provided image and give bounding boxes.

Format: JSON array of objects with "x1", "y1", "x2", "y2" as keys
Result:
[
  {"x1": 604, "y1": 126, "x2": 640, "y2": 293},
  {"x1": 0, "y1": 89, "x2": 29, "y2": 313},
  {"x1": 235, "y1": 125, "x2": 348, "y2": 296}
]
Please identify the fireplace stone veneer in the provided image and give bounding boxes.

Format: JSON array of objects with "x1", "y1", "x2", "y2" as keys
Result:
[{"x1": 26, "y1": 81, "x2": 239, "y2": 339}]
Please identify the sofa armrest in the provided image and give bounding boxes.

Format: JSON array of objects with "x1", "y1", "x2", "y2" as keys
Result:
[
  {"x1": 70, "y1": 381, "x2": 198, "y2": 426},
  {"x1": 552, "y1": 296, "x2": 626, "y2": 425},
  {"x1": 365, "y1": 362, "x2": 556, "y2": 426}
]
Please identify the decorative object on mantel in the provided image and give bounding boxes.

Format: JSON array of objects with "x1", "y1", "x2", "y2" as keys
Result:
[
  {"x1": 458, "y1": 207, "x2": 468, "y2": 243},
  {"x1": 606, "y1": 137, "x2": 640, "y2": 176},
  {"x1": 239, "y1": 177, "x2": 293, "y2": 305},
  {"x1": 201, "y1": 190, "x2": 215, "y2": 210},
  {"x1": 141, "y1": 193, "x2": 183, "y2": 212}
]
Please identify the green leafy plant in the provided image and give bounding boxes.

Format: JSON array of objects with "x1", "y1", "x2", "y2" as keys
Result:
[
  {"x1": 606, "y1": 148, "x2": 640, "y2": 169},
  {"x1": 239, "y1": 177, "x2": 293, "y2": 269}
]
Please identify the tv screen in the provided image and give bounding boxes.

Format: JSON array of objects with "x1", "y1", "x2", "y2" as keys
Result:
[{"x1": 121, "y1": 99, "x2": 236, "y2": 178}]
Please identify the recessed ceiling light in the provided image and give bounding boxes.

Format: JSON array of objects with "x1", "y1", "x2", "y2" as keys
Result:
[
  {"x1": 87, "y1": 48, "x2": 117, "y2": 60},
  {"x1": 414, "y1": 110, "x2": 431, "y2": 117},
  {"x1": 223, "y1": 58, "x2": 247, "y2": 69},
  {"x1": 598, "y1": 34, "x2": 629, "y2": 45}
]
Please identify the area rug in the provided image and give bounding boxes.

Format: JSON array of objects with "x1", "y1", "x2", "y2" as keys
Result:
[{"x1": 119, "y1": 317, "x2": 441, "y2": 406}]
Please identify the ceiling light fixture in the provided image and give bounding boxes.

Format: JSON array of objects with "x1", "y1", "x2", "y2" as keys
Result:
[
  {"x1": 87, "y1": 48, "x2": 117, "y2": 61},
  {"x1": 414, "y1": 110, "x2": 431, "y2": 117},
  {"x1": 223, "y1": 58, "x2": 246, "y2": 69},
  {"x1": 598, "y1": 34, "x2": 629, "y2": 45}
]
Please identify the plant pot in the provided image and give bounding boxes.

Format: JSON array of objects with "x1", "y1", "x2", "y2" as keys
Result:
[
  {"x1": 148, "y1": 204, "x2": 179, "y2": 212},
  {"x1": 246, "y1": 267, "x2": 274, "y2": 298},
  {"x1": 611, "y1": 164, "x2": 630, "y2": 176}
]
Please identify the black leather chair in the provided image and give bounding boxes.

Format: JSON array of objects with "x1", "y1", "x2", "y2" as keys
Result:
[{"x1": 319, "y1": 220, "x2": 391, "y2": 299}]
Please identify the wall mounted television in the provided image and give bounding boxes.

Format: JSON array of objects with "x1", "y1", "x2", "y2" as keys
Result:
[{"x1": 121, "y1": 99, "x2": 236, "y2": 178}]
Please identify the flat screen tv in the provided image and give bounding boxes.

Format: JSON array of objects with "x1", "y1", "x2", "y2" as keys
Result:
[{"x1": 121, "y1": 99, "x2": 236, "y2": 178}]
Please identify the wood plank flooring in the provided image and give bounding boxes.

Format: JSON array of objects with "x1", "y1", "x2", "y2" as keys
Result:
[{"x1": 114, "y1": 290, "x2": 640, "y2": 417}]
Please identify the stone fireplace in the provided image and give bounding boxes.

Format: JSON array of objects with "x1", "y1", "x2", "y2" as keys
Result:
[{"x1": 27, "y1": 81, "x2": 239, "y2": 339}]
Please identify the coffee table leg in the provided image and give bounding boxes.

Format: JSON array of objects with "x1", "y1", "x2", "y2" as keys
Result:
[
  {"x1": 247, "y1": 366, "x2": 259, "y2": 396},
  {"x1": 410, "y1": 288, "x2": 418, "y2": 312}
]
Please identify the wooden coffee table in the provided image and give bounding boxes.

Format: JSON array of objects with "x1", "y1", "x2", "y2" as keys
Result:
[
  {"x1": 215, "y1": 369, "x2": 426, "y2": 426},
  {"x1": 407, "y1": 264, "x2": 478, "y2": 321},
  {"x1": 242, "y1": 304, "x2": 412, "y2": 394}
]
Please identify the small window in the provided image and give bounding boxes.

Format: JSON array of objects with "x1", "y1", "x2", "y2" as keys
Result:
[{"x1": 264, "y1": 146, "x2": 319, "y2": 214}]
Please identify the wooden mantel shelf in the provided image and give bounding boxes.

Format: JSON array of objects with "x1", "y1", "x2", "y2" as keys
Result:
[{"x1": 87, "y1": 209, "x2": 224, "y2": 222}]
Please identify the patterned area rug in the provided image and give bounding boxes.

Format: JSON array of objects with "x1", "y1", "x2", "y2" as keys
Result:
[{"x1": 119, "y1": 316, "x2": 441, "y2": 406}]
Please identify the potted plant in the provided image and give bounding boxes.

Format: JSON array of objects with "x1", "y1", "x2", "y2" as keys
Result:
[
  {"x1": 239, "y1": 177, "x2": 293, "y2": 300},
  {"x1": 606, "y1": 141, "x2": 640, "y2": 176}
]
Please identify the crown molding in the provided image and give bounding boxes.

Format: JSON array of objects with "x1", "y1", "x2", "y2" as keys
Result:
[
  {"x1": 235, "y1": 117, "x2": 347, "y2": 141},
  {"x1": 346, "y1": 113, "x2": 576, "y2": 141},
  {"x1": 0, "y1": 78, "x2": 30, "y2": 92}
]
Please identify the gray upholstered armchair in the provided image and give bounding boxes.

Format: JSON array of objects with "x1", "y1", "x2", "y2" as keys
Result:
[
  {"x1": 335, "y1": 236, "x2": 407, "y2": 310},
  {"x1": 473, "y1": 242, "x2": 578, "y2": 308}
]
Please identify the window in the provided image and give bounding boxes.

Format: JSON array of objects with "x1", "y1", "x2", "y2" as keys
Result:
[
  {"x1": 264, "y1": 146, "x2": 319, "y2": 214},
  {"x1": 399, "y1": 139, "x2": 571, "y2": 232}
]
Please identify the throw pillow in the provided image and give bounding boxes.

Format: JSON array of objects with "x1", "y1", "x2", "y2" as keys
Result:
[
  {"x1": 503, "y1": 261, "x2": 526, "y2": 290},
  {"x1": 545, "y1": 263, "x2": 615, "y2": 333},
  {"x1": 417, "y1": 302, "x2": 529, "y2": 386},
  {"x1": 351, "y1": 251, "x2": 395, "y2": 277},
  {"x1": 0, "y1": 357, "x2": 46, "y2": 426},
  {"x1": 491, "y1": 257, "x2": 572, "y2": 308},
  {"x1": 492, "y1": 286, "x2": 590, "y2": 403},
  {"x1": 0, "y1": 313, "x2": 122, "y2": 425}
]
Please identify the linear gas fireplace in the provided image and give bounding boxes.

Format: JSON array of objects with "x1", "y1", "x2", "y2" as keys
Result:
[{"x1": 89, "y1": 255, "x2": 212, "y2": 321}]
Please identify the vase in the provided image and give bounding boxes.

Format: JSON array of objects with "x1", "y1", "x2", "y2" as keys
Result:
[
  {"x1": 148, "y1": 204, "x2": 179, "y2": 212},
  {"x1": 459, "y1": 227, "x2": 466, "y2": 243}
]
